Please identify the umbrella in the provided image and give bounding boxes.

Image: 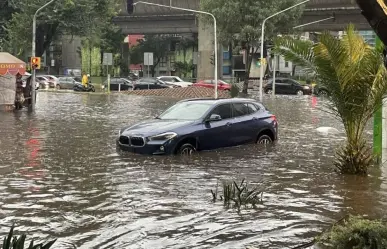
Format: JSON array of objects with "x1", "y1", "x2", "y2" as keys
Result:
[{"x1": 0, "y1": 52, "x2": 26, "y2": 76}]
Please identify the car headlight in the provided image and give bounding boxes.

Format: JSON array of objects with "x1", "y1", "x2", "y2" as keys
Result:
[
  {"x1": 303, "y1": 86, "x2": 310, "y2": 89},
  {"x1": 148, "y1": 132, "x2": 177, "y2": 141}
]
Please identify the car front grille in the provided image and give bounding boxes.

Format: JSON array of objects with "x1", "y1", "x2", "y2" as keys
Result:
[
  {"x1": 119, "y1": 136, "x2": 130, "y2": 145},
  {"x1": 130, "y1": 136, "x2": 145, "y2": 147}
]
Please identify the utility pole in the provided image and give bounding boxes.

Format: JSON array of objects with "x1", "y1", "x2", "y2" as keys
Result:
[{"x1": 30, "y1": 0, "x2": 55, "y2": 111}]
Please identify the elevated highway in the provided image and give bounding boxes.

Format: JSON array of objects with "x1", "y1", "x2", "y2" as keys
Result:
[{"x1": 113, "y1": 0, "x2": 369, "y2": 33}]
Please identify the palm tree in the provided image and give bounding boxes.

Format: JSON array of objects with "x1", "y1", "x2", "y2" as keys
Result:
[{"x1": 274, "y1": 25, "x2": 387, "y2": 175}]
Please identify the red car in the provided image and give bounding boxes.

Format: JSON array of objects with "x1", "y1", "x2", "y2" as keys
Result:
[{"x1": 193, "y1": 80, "x2": 231, "y2": 91}]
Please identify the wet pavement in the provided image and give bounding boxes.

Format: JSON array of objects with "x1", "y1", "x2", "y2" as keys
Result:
[{"x1": 0, "y1": 92, "x2": 386, "y2": 249}]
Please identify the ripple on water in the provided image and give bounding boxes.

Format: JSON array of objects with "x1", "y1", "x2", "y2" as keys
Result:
[{"x1": 0, "y1": 92, "x2": 384, "y2": 249}]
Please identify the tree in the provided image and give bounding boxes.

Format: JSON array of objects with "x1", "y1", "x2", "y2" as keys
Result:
[
  {"x1": 3, "y1": 0, "x2": 120, "y2": 57},
  {"x1": 174, "y1": 61, "x2": 194, "y2": 78},
  {"x1": 274, "y1": 25, "x2": 387, "y2": 175},
  {"x1": 200, "y1": 0, "x2": 303, "y2": 94},
  {"x1": 129, "y1": 35, "x2": 175, "y2": 77}
]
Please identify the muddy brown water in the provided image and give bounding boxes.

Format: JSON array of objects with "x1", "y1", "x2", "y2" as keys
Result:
[{"x1": 0, "y1": 92, "x2": 386, "y2": 249}]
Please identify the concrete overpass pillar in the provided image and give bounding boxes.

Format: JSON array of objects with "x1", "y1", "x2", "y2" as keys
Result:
[{"x1": 197, "y1": 18, "x2": 223, "y2": 80}]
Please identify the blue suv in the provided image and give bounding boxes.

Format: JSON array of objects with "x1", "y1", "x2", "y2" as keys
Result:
[{"x1": 117, "y1": 98, "x2": 278, "y2": 155}]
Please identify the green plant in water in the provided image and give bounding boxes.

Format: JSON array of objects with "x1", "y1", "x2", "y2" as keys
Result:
[
  {"x1": 317, "y1": 215, "x2": 387, "y2": 249},
  {"x1": 211, "y1": 179, "x2": 263, "y2": 209},
  {"x1": 2, "y1": 225, "x2": 56, "y2": 249},
  {"x1": 274, "y1": 24, "x2": 387, "y2": 175},
  {"x1": 230, "y1": 84, "x2": 240, "y2": 98}
]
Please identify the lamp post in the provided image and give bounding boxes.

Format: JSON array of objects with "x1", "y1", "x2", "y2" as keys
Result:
[
  {"x1": 134, "y1": 1, "x2": 218, "y2": 99},
  {"x1": 30, "y1": 0, "x2": 55, "y2": 111},
  {"x1": 258, "y1": 0, "x2": 310, "y2": 102},
  {"x1": 293, "y1": 16, "x2": 335, "y2": 29}
]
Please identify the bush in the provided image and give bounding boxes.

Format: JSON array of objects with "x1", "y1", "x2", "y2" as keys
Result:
[
  {"x1": 211, "y1": 179, "x2": 263, "y2": 209},
  {"x1": 317, "y1": 216, "x2": 387, "y2": 248},
  {"x1": 2, "y1": 226, "x2": 56, "y2": 249}
]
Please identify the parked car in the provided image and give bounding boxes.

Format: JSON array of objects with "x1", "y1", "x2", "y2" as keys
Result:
[
  {"x1": 193, "y1": 80, "x2": 231, "y2": 91},
  {"x1": 264, "y1": 78, "x2": 312, "y2": 95},
  {"x1": 103, "y1": 78, "x2": 133, "y2": 91},
  {"x1": 57, "y1": 77, "x2": 81, "y2": 89},
  {"x1": 157, "y1": 76, "x2": 193, "y2": 87},
  {"x1": 133, "y1": 78, "x2": 173, "y2": 90},
  {"x1": 116, "y1": 98, "x2": 278, "y2": 155},
  {"x1": 35, "y1": 76, "x2": 50, "y2": 89},
  {"x1": 41, "y1": 75, "x2": 59, "y2": 88}
]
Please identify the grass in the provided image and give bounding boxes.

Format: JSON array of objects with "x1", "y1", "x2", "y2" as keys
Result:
[
  {"x1": 211, "y1": 179, "x2": 263, "y2": 210},
  {"x1": 2, "y1": 225, "x2": 56, "y2": 249}
]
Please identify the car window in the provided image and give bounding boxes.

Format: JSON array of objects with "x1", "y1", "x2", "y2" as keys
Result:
[
  {"x1": 210, "y1": 104, "x2": 232, "y2": 119},
  {"x1": 247, "y1": 103, "x2": 260, "y2": 114},
  {"x1": 232, "y1": 103, "x2": 250, "y2": 117},
  {"x1": 158, "y1": 102, "x2": 213, "y2": 120}
]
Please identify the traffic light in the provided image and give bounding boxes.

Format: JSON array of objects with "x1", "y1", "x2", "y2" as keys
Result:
[
  {"x1": 256, "y1": 59, "x2": 261, "y2": 67},
  {"x1": 31, "y1": 57, "x2": 41, "y2": 70},
  {"x1": 127, "y1": 0, "x2": 134, "y2": 14}
]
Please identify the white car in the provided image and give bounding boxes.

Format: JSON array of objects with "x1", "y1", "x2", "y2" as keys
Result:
[
  {"x1": 42, "y1": 75, "x2": 59, "y2": 88},
  {"x1": 157, "y1": 76, "x2": 193, "y2": 88}
]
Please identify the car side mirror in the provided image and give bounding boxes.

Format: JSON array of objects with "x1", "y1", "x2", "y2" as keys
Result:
[{"x1": 207, "y1": 114, "x2": 222, "y2": 122}]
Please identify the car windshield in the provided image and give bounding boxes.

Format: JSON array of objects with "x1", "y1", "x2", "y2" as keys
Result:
[{"x1": 158, "y1": 102, "x2": 213, "y2": 120}]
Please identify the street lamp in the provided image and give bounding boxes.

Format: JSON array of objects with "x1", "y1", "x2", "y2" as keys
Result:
[
  {"x1": 270, "y1": 16, "x2": 335, "y2": 97},
  {"x1": 293, "y1": 16, "x2": 335, "y2": 29},
  {"x1": 258, "y1": 0, "x2": 310, "y2": 102},
  {"x1": 30, "y1": 0, "x2": 56, "y2": 111},
  {"x1": 133, "y1": 1, "x2": 219, "y2": 99}
]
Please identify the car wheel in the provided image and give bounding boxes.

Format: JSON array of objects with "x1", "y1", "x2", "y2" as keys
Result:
[
  {"x1": 266, "y1": 89, "x2": 273, "y2": 94},
  {"x1": 91, "y1": 86, "x2": 95, "y2": 92},
  {"x1": 177, "y1": 143, "x2": 196, "y2": 155},
  {"x1": 318, "y1": 89, "x2": 329, "y2": 96},
  {"x1": 56, "y1": 85, "x2": 61, "y2": 90},
  {"x1": 296, "y1": 90, "x2": 304, "y2": 96},
  {"x1": 257, "y1": 134, "x2": 273, "y2": 145}
]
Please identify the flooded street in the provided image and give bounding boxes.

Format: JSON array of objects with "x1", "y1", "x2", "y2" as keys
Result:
[{"x1": 1, "y1": 92, "x2": 387, "y2": 249}]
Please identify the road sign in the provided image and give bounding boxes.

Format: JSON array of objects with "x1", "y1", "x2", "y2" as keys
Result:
[
  {"x1": 103, "y1": 53, "x2": 113, "y2": 66},
  {"x1": 144, "y1": 52, "x2": 154, "y2": 66}
]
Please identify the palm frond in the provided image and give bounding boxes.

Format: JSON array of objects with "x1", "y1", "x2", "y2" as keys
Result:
[{"x1": 273, "y1": 36, "x2": 316, "y2": 73}]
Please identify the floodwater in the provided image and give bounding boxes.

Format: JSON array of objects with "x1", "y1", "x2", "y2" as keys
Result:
[{"x1": 0, "y1": 92, "x2": 386, "y2": 249}]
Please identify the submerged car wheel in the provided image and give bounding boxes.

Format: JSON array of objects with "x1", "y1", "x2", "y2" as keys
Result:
[
  {"x1": 178, "y1": 143, "x2": 196, "y2": 155},
  {"x1": 257, "y1": 134, "x2": 273, "y2": 145},
  {"x1": 296, "y1": 90, "x2": 304, "y2": 96},
  {"x1": 318, "y1": 89, "x2": 329, "y2": 96},
  {"x1": 266, "y1": 89, "x2": 273, "y2": 94}
]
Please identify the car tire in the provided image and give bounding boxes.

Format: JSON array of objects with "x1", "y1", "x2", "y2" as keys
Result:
[
  {"x1": 177, "y1": 143, "x2": 196, "y2": 155},
  {"x1": 91, "y1": 86, "x2": 95, "y2": 92},
  {"x1": 56, "y1": 85, "x2": 61, "y2": 90},
  {"x1": 318, "y1": 89, "x2": 329, "y2": 96},
  {"x1": 257, "y1": 134, "x2": 273, "y2": 145},
  {"x1": 266, "y1": 89, "x2": 273, "y2": 94},
  {"x1": 296, "y1": 90, "x2": 304, "y2": 96}
]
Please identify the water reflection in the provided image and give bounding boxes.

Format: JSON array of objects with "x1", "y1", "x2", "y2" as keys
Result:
[{"x1": 0, "y1": 92, "x2": 385, "y2": 248}]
